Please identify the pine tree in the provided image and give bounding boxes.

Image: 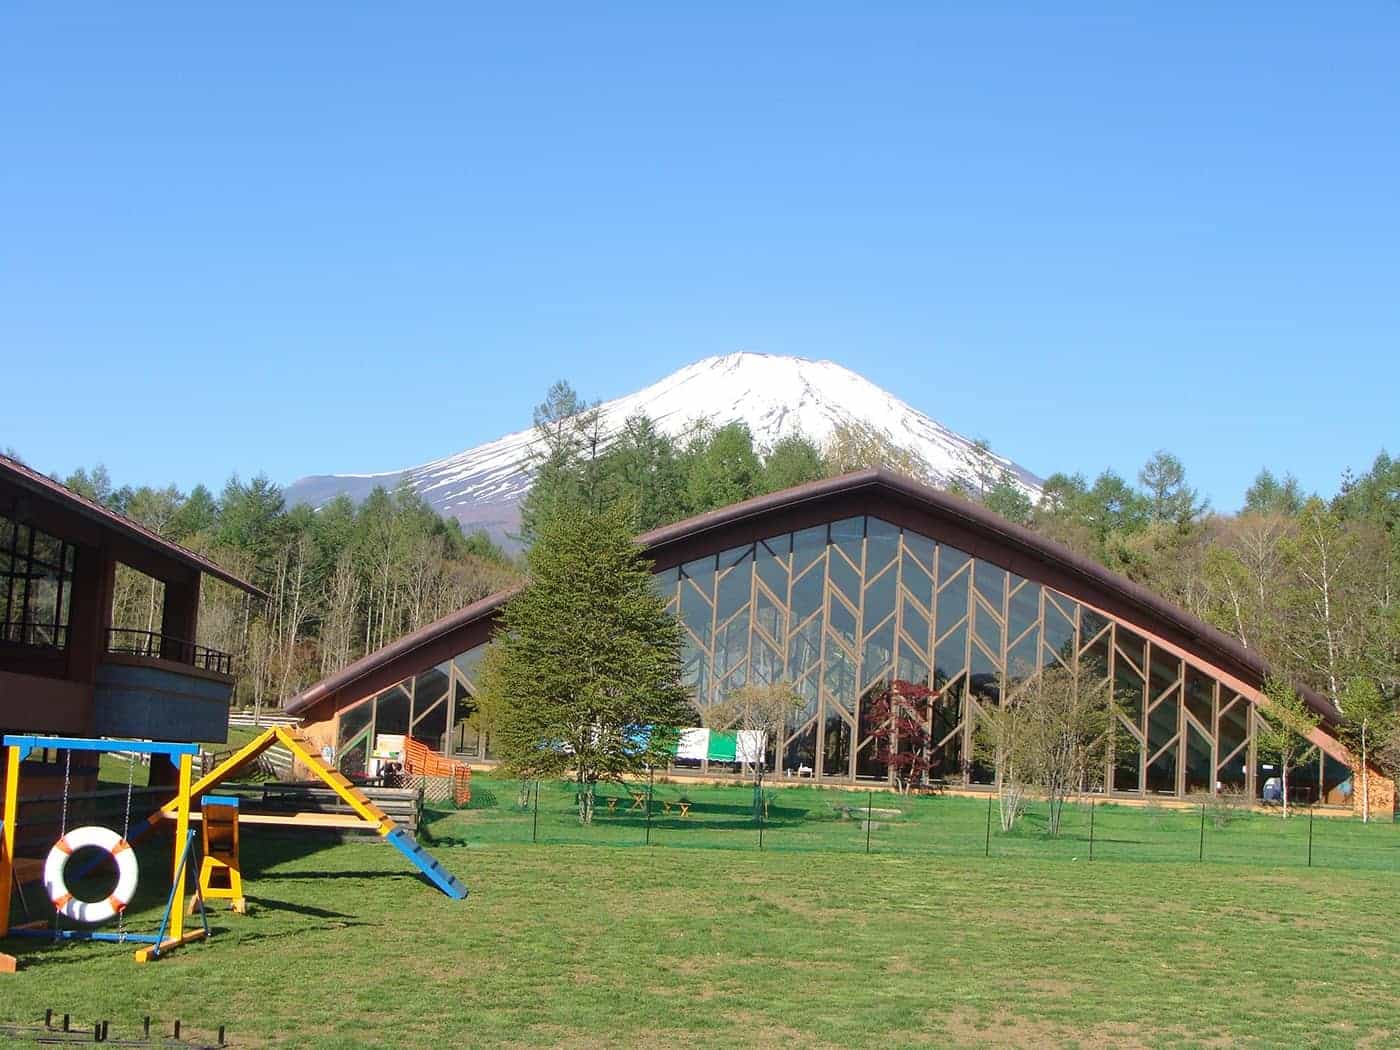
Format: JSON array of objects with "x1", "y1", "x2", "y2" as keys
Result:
[
  {"x1": 479, "y1": 502, "x2": 693, "y2": 823},
  {"x1": 761, "y1": 434, "x2": 826, "y2": 492}
]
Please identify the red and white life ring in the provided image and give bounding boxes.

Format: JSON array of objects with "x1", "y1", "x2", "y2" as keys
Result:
[{"x1": 43, "y1": 825, "x2": 140, "y2": 924}]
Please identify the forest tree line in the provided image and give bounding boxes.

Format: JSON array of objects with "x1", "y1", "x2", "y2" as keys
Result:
[
  {"x1": 58, "y1": 464, "x2": 518, "y2": 714},
  {"x1": 17, "y1": 379, "x2": 1398, "y2": 728}
]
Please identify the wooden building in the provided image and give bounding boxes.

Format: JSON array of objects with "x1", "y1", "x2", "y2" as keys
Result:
[
  {"x1": 286, "y1": 469, "x2": 1391, "y2": 817},
  {"x1": 0, "y1": 453, "x2": 264, "y2": 751}
]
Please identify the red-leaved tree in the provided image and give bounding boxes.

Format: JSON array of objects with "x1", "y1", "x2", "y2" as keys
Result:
[{"x1": 866, "y1": 679, "x2": 938, "y2": 793}]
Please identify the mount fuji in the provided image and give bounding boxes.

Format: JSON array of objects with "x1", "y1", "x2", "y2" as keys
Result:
[{"x1": 285, "y1": 352, "x2": 1042, "y2": 546}]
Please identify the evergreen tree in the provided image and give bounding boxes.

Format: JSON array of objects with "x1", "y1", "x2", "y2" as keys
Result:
[
  {"x1": 761, "y1": 433, "x2": 825, "y2": 492},
  {"x1": 1138, "y1": 450, "x2": 1207, "y2": 525},
  {"x1": 517, "y1": 380, "x2": 604, "y2": 544},
  {"x1": 1244, "y1": 468, "x2": 1305, "y2": 516},
  {"x1": 984, "y1": 470, "x2": 1033, "y2": 525},
  {"x1": 681, "y1": 421, "x2": 763, "y2": 513},
  {"x1": 169, "y1": 483, "x2": 218, "y2": 541},
  {"x1": 478, "y1": 503, "x2": 693, "y2": 823},
  {"x1": 599, "y1": 414, "x2": 687, "y2": 529},
  {"x1": 216, "y1": 474, "x2": 288, "y2": 585}
]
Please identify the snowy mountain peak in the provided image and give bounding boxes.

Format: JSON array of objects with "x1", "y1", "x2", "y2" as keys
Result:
[{"x1": 285, "y1": 353, "x2": 1042, "y2": 546}]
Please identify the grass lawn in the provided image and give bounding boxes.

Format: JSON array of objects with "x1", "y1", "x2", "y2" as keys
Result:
[{"x1": 4, "y1": 780, "x2": 1400, "y2": 1047}]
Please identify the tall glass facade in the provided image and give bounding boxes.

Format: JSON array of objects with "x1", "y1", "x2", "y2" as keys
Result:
[{"x1": 334, "y1": 515, "x2": 1346, "y2": 801}]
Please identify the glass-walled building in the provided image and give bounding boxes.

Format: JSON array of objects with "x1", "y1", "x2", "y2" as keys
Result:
[{"x1": 289, "y1": 470, "x2": 1365, "y2": 807}]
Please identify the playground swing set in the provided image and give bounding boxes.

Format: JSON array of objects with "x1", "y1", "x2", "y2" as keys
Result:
[{"x1": 1, "y1": 726, "x2": 468, "y2": 973}]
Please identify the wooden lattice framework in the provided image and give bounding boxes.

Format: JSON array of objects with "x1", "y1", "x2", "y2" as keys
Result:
[{"x1": 327, "y1": 513, "x2": 1357, "y2": 802}]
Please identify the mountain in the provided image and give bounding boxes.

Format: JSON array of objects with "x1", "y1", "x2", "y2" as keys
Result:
[{"x1": 285, "y1": 352, "x2": 1042, "y2": 545}]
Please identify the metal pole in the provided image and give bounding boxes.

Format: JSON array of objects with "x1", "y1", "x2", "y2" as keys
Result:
[
  {"x1": 1308, "y1": 805, "x2": 1314, "y2": 868},
  {"x1": 646, "y1": 768, "x2": 653, "y2": 846},
  {"x1": 757, "y1": 772, "x2": 764, "y2": 851},
  {"x1": 1199, "y1": 802, "x2": 1206, "y2": 862},
  {"x1": 532, "y1": 780, "x2": 539, "y2": 844},
  {"x1": 1088, "y1": 799, "x2": 1095, "y2": 861},
  {"x1": 985, "y1": 794, "x2": 993, "y2": 858},
  {"x1": 865, "y1": 790, "x2": 873, "y2": 854}
]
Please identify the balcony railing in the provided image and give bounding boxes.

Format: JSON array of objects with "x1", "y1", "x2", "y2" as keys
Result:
[
  {"x1": 106, "y1": 628, "x2": 235, "y2": 677},
  {"x1": 0, "y1": 620, "x2": 69, "y2": 649}
]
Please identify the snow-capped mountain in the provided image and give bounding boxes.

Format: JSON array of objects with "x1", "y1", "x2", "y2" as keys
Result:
[{"x1": 285, "y1": 352, "x2": 1042, "y2": 545}]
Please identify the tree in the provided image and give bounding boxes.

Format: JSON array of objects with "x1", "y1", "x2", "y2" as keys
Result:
[
  {"x1": 761, "y1": 433, "x2": 826, "y2": 492},
  {"x1": 1279, "y1": 499, "x2": 1384, "y2": 702},
  {"x1": 1255, "y1": 676, "x2": 1320, "y2": 818},
  {"x1": 169, "y1": 483, "x2": 218, "y2": 541},
  {"x1": 707, "y1": 681, "x2": 805, "y2": 816},
  {"x1": 822, "y1": 420, "x2": 931, "y2": 481},
  {"x1": 1138, "y1": 450, "x2": 1207, "y2": 526},
  {"x1": 680, "y1": 421, "x2": 763, "y2": 513},
  {"x1": 862, "y1": 679, "x2": 937, "y2": 794},
  {"x1": 974, "y1": 697, "x2": 1033, "y2": 832},
  {"x1": 1244, "y1": 468, "x2": 1305, "y2": 516},
  {"x1": 477, "y1": 503, "x2": 693, "y2": 823},
  {"x1": 517, "y1": 380, "x2": 601, "y2": 544},
  {"x1": 599, "y1": 414, "x2": 687, "y2": 530},
  {"x1": 984, "y1": 470, "x2": 1033, "y2": 526},
  {"x1": 975, "y1": 666, "x2": 1108, "y2": 835},
  {"x1": 1337, "y1": 677, "x2": 1392, "y2": 822},
  {"x1": 967, "y1": 439, "x2": 1000, "y2": 500}
]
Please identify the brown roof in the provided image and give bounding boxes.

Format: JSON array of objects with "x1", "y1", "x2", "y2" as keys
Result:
[
  {"x1": 286, "y1": 468, "x2": 1341, "y2": 725},
  {"x1": 0, "y1": 453, "x2": 267, "y2": 599}
]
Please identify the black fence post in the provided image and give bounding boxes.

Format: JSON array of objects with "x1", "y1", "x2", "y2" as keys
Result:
[
  {"x1": 1308, "y1": 805, "x2": 1314, "y2": 868},
  {"x1": 757, "y1": 777, "x2": 764, "y2": 851},
  {"x1": 646, "y1": 768, "x2": 653, "y2": 846},
  {"x1": 1199, "y1": 802, "x2": 1206, "y2": 862},
  {"x1": 985, "y1": 794, "x2": 993, "y2": 858},
  {"x1": 532, "y1": 780, "x2": 539, "y2": 844},
  {"x1": 1088, "y1": 799, "x2": 1095, "y2": 861},
  {"x1": 865, "y1": 790, "x2": 873, "y2": 854}
]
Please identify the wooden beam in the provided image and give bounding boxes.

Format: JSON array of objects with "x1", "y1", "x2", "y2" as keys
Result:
[
  {"x1": 131, "y1": 928, "x2": 207, "y2": 964},
  {"x1": 159, "y1": 810, "x2": 374, "y2": 829}
]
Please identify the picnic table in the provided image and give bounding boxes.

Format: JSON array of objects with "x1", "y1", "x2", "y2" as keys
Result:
[{"x1": 661, "y1": 799, "x2": 692, "y2": 817}]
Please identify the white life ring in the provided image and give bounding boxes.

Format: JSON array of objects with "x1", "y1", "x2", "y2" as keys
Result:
[{"x1": 43, "y1": 825, "x2": 140, "y2": 925}]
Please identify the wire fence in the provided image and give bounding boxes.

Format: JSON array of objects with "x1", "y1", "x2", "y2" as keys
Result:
[{"x1": 422, "y1": 776, "x2": 1400, "y2": 874}]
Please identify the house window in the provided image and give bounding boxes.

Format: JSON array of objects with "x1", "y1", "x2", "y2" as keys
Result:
[{"x1": 0, "y1": 513, "x2": 75, "y2": 648}]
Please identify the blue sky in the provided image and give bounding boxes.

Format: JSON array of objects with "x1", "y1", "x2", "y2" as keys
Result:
[{"x1": 3, "y1": 3, "x2": 1397, "y2": 510}]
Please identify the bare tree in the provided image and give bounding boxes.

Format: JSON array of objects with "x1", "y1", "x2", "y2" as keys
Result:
[
  {"x1": 706, "y1": 682, "x2": 805, "y2": 817},
  {"x1": 976, "y1": 666, "x2": 1109, "y2": 835},
  {"x1": 823, "y1": 421, "x2": 932, "y2": 482}
]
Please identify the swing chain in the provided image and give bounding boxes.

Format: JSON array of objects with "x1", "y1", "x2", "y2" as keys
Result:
[
  {"x1": 117, "y1": 751, "x2": 137, "y2": 942},
  {"x1": 53, "y1": 750, "x2": 71, "y2": 934},
  {"x1": 59, "y1": 749, "x2": 71, "y2": 834}
]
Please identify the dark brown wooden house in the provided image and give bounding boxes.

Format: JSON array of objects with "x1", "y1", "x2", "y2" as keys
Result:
[{"x1": 0, "y1": 453, "x2": 264, "y2": 749}]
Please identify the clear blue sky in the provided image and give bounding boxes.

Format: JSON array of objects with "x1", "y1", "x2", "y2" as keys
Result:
[{"x1": 4, "y1": 4, "x2": 1396, "y2": 510}]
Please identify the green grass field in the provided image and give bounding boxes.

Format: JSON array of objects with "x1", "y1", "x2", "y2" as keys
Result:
[{"x1": 5, "y1": 779, "x2": 1400, "y2": 1048}]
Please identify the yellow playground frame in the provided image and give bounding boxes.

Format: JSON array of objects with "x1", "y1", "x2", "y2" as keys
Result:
[
  {"x1": 1, "y1": 726, "x2": 467, "y2": 973},
  {"x1": 1, "y1": 735, "x2": 206, "y2": 971}
]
